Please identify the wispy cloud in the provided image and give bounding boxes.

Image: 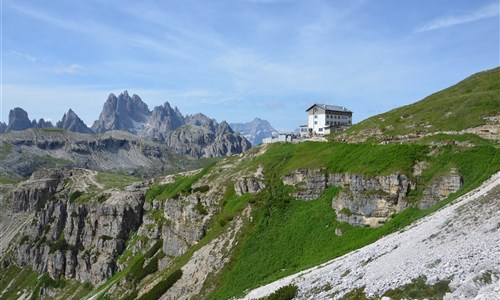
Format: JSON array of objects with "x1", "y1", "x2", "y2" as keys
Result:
[
  {"x1": 10, "y1": 50, "x2": 37, "y2": 62},
  {"x1": 54, "y1": 64, "x2": 85, "y2": 75},
  {"x1": 415, "y1": 3, "x2": 499, "y2": 32}
]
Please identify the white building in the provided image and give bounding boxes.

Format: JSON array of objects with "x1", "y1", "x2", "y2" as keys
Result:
[{"x1": 300, "y1": 104, "x2": 353, "y2": 136}]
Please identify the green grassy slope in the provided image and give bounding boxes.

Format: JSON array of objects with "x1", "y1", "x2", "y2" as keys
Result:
[
  {"x1": 207, "y1": 139, "x2": 500, "y2": 299},
  {"x1": 342, "y1": 67, "x2": 500, "y2": 139}
]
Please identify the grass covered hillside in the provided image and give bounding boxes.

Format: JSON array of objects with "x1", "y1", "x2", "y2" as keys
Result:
[{"x1": 340, "y1": 67, "x2": 500, "y2": 140}]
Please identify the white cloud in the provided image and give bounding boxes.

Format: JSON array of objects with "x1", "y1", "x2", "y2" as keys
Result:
[
  {"x1": 54, "y1": 64, "x2": 85, "y2": 75},
  {"x1": 415, "y1": 3, "x2": 499, "y2": 32},
  {"x1": 10, "y1": 50, "x2": 37, "y2": 62}
]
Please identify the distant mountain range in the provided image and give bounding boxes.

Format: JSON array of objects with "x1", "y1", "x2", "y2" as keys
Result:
[
  {"x1": 0, "y1": 91, "x2": 259, "y2": 158},
  {"x1": 230, "y1": 118, "x2": 278, "y2": 146}
]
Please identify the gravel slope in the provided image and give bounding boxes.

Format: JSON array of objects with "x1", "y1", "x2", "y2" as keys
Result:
[{"x1": 244, "y1": 172, "x2": 500, "y2": 300}]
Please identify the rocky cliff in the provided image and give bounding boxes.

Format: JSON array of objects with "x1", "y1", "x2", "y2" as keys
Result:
[
  {"x1": 282, "y1": 168, "x2": 462, "y2": 227},
  {"x1": 11, "y1": 169, "x2": 145, "y2": 285}
]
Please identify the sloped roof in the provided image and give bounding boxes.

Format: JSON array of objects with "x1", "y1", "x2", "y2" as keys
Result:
[{"x1": 306, "y1": 104, "x2": 352, "y2": 113}]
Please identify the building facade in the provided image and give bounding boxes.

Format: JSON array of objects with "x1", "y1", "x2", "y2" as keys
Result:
[{"x1": 301, "y1": 104, "x2": 352, "y2": 136}]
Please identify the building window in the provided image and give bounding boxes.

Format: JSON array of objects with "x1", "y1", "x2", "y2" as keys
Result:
[
  {"x1": 314, "y1": 121, "x2": 317, "y2": 125},
  {"x1": 314, "y1": 115, "x2": 318, "y2": 119},
  {"x1": 319, "y1": 128, "x2": 323, "y2": 132}
]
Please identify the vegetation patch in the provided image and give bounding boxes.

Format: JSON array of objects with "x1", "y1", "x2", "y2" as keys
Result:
[
  {"x1": 138, "y1": 269, "x2": 183, "y2": 300},
  {"x1": 257, "y1": 284, "x2": 298, "y2": 300},
  {"x1": 95, "y1": 172, "x2": 142, "y2": 190},
  {"x1": 69, "y1": 190, "x2": 84, "y2": 203},
  {"x1": 382, "y1": 276, "x2": 450, "y2": 300},
  {"x1": 146, "y1": 162, "x2": 216, "y2": 202}
]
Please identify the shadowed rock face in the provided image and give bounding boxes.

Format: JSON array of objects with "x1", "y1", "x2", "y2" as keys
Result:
[
  {"x1": 11, "y1": 169, "x2": 146, "y2": 285},
  {"x1": 57, "y1": 109, "x2": 94, "y2": 134},
  {"x1": 91, "y1": 91, "x2": 151, "y2": 134},
  {"x1": 0, "y1": 122, "x2": 7, "y2": 133},
  {"x1": 6, "y1": 107, "x2": 33, "y2": 132}
]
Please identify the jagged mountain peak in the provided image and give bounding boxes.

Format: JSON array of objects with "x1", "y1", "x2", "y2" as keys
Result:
[
  {"x1": 92, "y1": 90, "x2": 151, "y2": 134},
  {"x1": 6, "y1": 107, "x2": 32, "y2": 132},
  {"x1": 32, "y1": 118, "x2": 53, "y2": 129},
  {"x1": 57, "y1": 109, "x2": 94, "y2": 134}
]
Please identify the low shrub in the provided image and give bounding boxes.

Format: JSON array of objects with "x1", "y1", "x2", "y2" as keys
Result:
[{"x1": 262, "y1": 284, "x2": 298, "y2": 300}]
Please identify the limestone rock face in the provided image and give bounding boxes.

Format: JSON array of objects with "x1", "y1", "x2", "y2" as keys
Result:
[
  {"x1": 283, "y1": 169, "x2": 328, "y2": 200},
  {"x1": 283, "y1": 168, "x2": 463, "y2": 227},
  {"x1": 284, "y1": 169, "x2": 411, "y2": 227},
  {"x1": 11, "y1": 170, "x2": 66, "y2": 212},
  {"x1": 418, "y1": 170, "x2": 463, "y2": 209},
  {"x1": 12, "y1": 169, "x2": 145, "y2": 285},
  {"x1": 92, "y1": 91, "x2": 151, "y2": 134},
  {"x1": 6, "y1": 107, "x2": 33, "y2": 132},
  {"x1": 56, "y1": 109, "x2": 94, "y2": 134},
  {"x1": 234, "y1": 177, "x2": 266, "y2": 196},
  {"x1": 331, "y1": 173, "x2": 411, "y2": 228}
]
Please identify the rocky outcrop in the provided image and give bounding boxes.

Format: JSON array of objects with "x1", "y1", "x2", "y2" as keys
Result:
[
  {"x1": 230, "y1": 118, "x2": 278, "y2": 146},
  {"x1": 6, "y1": 107, "x2": 33, "y2": 132},
  {"x1": 57, "y1": 109, "x2": 94, "y2": 134},
  {"x1": 234, "y1": 177, "x2": 266, "y2": 196},
  {"x1": 92, "y1": 91, "x2": 151, "y2": 134},
  {"x1": 11, "y1": 169, "x2": 67, "y2": 212},
  {"x1": 283, "y1": 169, "x2": 411, "y2": 227},
  {"x1": 418, "y1": 169, "x2": 463, "y2": 209},
  {"x1": 0, "y1": 121, "x2": 6, "y2": 133},
  {"x1": 168, "y1": 118, "x2": 251, "y2": 158},
  {"x1": 331, "y1": 173, "x2": 411, "y2": 227},
  {"x1": 283, "y1": 168, "x2": 462, "y2": 228},
  {"x1": 12, "y1": 169, "x2": 145, "y2": 285},
  {"x1": 283, "y1": 169, "x2": 329, "y2": 200}
]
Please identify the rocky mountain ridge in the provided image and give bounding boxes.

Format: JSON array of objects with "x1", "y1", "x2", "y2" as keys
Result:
[{"x1": 1, "y1": 91, "x2": 251, "y2": 159}]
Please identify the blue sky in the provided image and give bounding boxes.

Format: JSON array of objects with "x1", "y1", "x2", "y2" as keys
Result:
[{"x1": 2, "y1": 0, "x2": 499, "y2": 131}]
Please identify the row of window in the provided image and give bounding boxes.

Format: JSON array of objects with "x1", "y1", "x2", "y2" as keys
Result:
[
  {"x1": 314, "y1": 114, "x2": 350, "y2": 119},
  {"x1": 314, "y1": 121, "x2": 351, "y2": 125}
]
